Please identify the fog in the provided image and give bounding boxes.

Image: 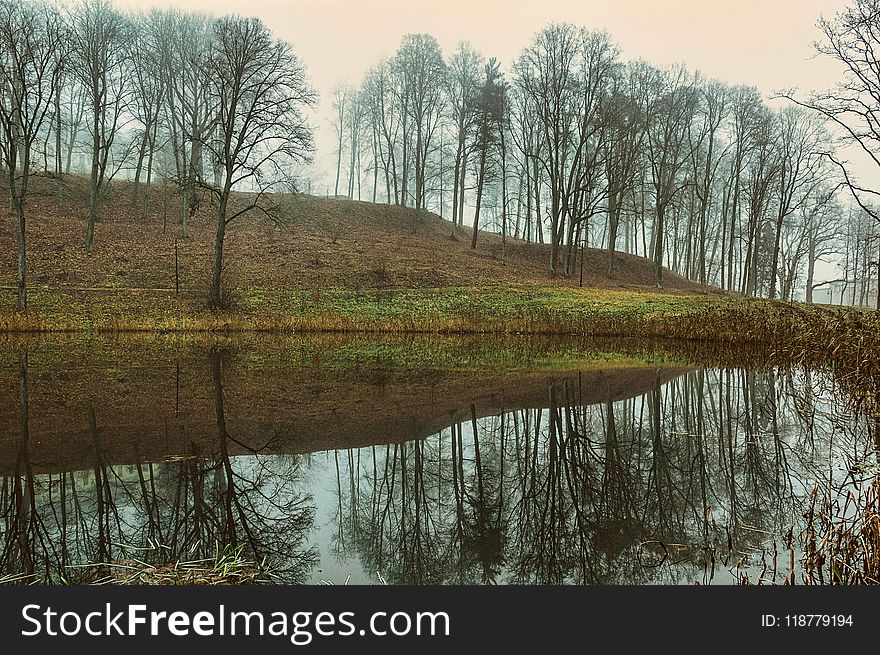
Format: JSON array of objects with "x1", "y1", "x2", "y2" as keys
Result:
[{"x1": 116, "y1": 0, "x2": 852, "y2": 190}]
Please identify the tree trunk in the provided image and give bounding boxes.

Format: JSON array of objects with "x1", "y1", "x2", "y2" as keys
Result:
[
  {"x1": 606, "y1": 190, "x2": 619, "y2": 277},
  {"x1": 564, "y1": 211, "x2": 576, "y2": 275},
  {"x1": 415, "y1": 123, "x2": 423, "y2": 210},
  {"x1": 348, "y1": 120, "x2": 357, "y2": 198},
  {"x1": 41, "y1": 125, "x2": 50, "y2": 173},
  {"x1": 549, "y1": 186, "x2": 560, "y2": 277},
  {"x1": 728, "y1": 162, "x2": 741, "y2": 292},
  {"x1": 500, "y1": 130, "x2": 507, "y2": 263},
  {"x1": 805, "y1": 235, "x2": 816, "y2": 304},
  {"x1": 524, "y1": 163, "x2": 531, "y2": 242},
  {"x1": 130, "y1": 128, "x2": 149, "y2": 206},
  {"x1": 382, "y1": 142, "x2": 392, "y2": 203},
  {"x1": 451, "y1": 145, "x2": 462, "y2": 238},
  {"x1": 87, "y1": 101, "x2": 100, "y2": 253},
  {"x1": 181, "y1": 186, "x2": 191, "y2": 238},
  {"x1": 471, "y1": 149, "x2": 486, "y2": 250},
  {"x1": 372, "y1": 128, "x2": 379, "y2": 203},
  {"x1": 768, "y1": 211, "x2": 785, "y2": 299},
  {"x1": 211, "y1": 196, "x2": 229, "y2": 309},
  {"x1": 876, "y1": 237, "x2": 880, "y2": 311},
  {"x1": 457, "y1": 151, "x2": 467, "y2": 223},
  {"x1": 15, "y1": 198, "x2": 27, "y2": 312},
  {"x1": 513, "y1": 180, "x2": 522, "y2": 240},
  {"x1": 654, "y1": 202, "x2": 665, "y2": 287},
  {"x1": 55, "y1": 86, "x2": 63, "y2": 206},
  {"x1": 141, "y1": 119, "x2": 158, "y2": 222},
  {"x1": 400, "y1": 113, "x2": 409, "y2": 207},
  {"x1": 65, "y1": 100, "x2": 83, "y2": 175},
  {"x1": 533, "y1": 158, "x2": 543, "y2": 245}
]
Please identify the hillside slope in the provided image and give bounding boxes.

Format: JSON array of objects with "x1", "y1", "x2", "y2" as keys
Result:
[
  {"x1": 0, "y1": 174, "x2": 711, "y2": 294},
  {"x1": 0, "y1": 343, "x2": 691, "y2": 473}
]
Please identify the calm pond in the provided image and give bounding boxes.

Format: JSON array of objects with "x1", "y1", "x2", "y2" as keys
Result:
[{"x1": 0, "y1": 334, "x2": 875, "y2": 584}]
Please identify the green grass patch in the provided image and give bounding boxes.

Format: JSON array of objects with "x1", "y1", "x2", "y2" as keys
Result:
[{"x1": 0, "y1": 285, "x2": 877, "y2": 404}]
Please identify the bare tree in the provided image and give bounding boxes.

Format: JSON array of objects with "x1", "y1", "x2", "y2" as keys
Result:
[
  {"x1": 198, "y1": 15, "x2": 315, "y2": 309},
  {"x1": 56, "y1": 74, "x2": 86, "y2": 176},
  {"x1": 392, "y1": 34, "x2": 447, "y2": 210},
  {"x1": 721, "y1": 86, "x2": 763, "y2": 291},
  {"x1": 560, "y1": 30, "x2": 618, "y2": 275},
  {"x1": 0, "y1": 0, "x2": 65, "y2": 310},
  {"x1": 603, "y1": 63, "x2": 647, "y2": 277},
  {"x1": 741, "y1": 108, "x2": 779, "y2": 296},
  {"x1": 767, "y1": 107, "x2": 824, "y2": 298},
  {"x1": 841, "y1": 206, "x2": 880, "y2": 306},
  {"x1": 514, "y1": 23, "x2": 582, "y2": 276},
  {"x1": 782, "y1": 2, "x2": 878, "y2": 221},
  {"x1": 70, "y1": 0, "x2": 134, "y2": 253},
  {"x1": 643, "y1": 64, "x2": 698, "y2": 287},
  {"x1": 128, "y1": 10, "x2": 166, "y2": 218},
  {"x1": 795, "y1": 182, "x2": 841, "y2": 302},
  {"x1": 509, "y1": 82, "x2": 542, "y2": 243},
  {"x1": 362, "y1": 60, "x2": 401, "y2": 204},
  {"x1": 470, "y1": 58, "x2": 505, "y2": 249},
  {"x1": 330, "y1": 82, "x2": 350, "y2": 197},
  {"x1": 781, "y1": 0, "x2": 880, "y2": 307},
  {"x1": 346, "y1": 87, "x2": 367, "y2": 200},
  {"x1": 686, "y1": 78, "x2": 729, "y2": 287},
  {"x1": 154, "y1": 9, "x2": 215, "y2": 236},
  {"x1": 515, "y1": 25, "x2": 617, "y2": 276},
  {"x1": 446, "y1": 42, "x2": 481, "y2": 237}
]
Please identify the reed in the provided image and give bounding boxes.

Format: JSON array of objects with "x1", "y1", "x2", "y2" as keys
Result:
[
  {"x1": 803, "y1": 480, "x2": 880, "y2": 585},
  {"x1": 61, "y1": 544, "x2": 271, "y2": 585}
]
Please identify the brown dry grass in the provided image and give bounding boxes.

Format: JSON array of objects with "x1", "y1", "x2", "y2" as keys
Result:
[
  {"x1": 0, "y1": 173, "x2": 708, "y2": 294},
  {"x1": 803, "y1": 479, "x2": 880, "y2": 585}
]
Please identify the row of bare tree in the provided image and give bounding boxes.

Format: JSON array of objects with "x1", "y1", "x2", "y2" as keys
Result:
[
  {"x1": 3, "y1": 0, "x2": 880, "y2": 307},
  {"x1": 331, "y1": 18, "x2": 880, "y2": 303},
  {"x1": 0, "y1": 0, "x2": 315, "y2": 310}
]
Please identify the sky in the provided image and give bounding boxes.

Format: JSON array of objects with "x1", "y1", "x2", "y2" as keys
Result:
[{"x1": 114, "y1": 0, "x2": 854, "y2": 190}]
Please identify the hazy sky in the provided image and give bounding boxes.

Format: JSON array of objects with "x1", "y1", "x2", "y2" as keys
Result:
[{"x1": 115, "y1": 0, "x2": 852, "y2": 188}]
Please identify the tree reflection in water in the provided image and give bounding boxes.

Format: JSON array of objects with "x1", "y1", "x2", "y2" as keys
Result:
[
  {"x1": 0, "y1": 348, "x2": 872, "y2": 585},
  {"x1": 325, "y1": 368, "x2": 873, "y2": 585},
  {"x1": 0, "y1": 350, "x2": 318, "y2": 583}
]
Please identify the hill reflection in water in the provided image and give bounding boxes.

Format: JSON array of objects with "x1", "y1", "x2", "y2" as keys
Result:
[{"x1": 0, "y1": 335, "x2": 873, "y2": 584}]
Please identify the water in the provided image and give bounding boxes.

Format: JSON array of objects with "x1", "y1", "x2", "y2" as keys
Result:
[{"x1": 0, "y1": 335, "x2": 875, "y2": 585}]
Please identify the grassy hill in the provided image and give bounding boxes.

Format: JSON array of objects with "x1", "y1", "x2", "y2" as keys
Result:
[{"x1": 0, "y1": 173, "x2": 706, "y2": 295}]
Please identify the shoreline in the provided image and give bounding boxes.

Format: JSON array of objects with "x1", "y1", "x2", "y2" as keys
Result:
[
  {"x1": 0, "y1": 284, "x2": 848, "y2": 336},
  {"x1": 0, "y1": 285, "x2": 877, "y2": 395}
]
